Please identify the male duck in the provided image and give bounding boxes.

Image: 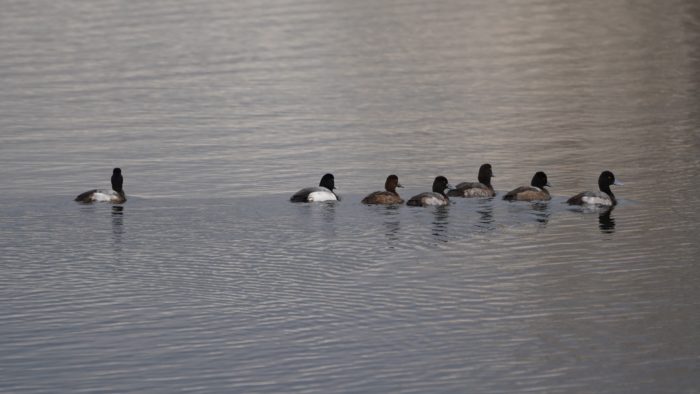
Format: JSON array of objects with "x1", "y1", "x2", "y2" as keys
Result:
[
  {"x1": 407, "y1": 176, "x2": 453, "y2": 206},
  {"x1": 290, "y1": 173, "x2": 339, "y2": 202},
  {"x1": 447, "y1": 163, "x2": 495, "y2": 198},
  {"x1": 567, "y1": 170, "x2": 623, "y2": 206},
  {"x1": 75, "y1": 168, "x2": 127, "y2": 204}
]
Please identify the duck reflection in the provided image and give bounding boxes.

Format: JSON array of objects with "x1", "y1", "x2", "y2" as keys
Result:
[
  {"x1": 530, "y1": 202, "x2": 551, "y2": 225},
  {"x1": 431, "y1": 206, "x2": 450, "y2": 242},
  {"x1": 475, "y1": 200, "x2": 495, "y2": 231},
  {"x1": 319, "y1": 201, "x2": 336, "y2": 221},
  {"x1": 380, "y1": 205, "x2": 401, "y2": 244},
  {"x1": 111, "y1": 205, "x2": 124, "y2": 247},
  {"x1": 292, "y1": 200, "x2": 338, "y2": 236},
  {"x1": 567, "y1": 205, "x2": 617, "y2": 234},
  {"x1": 319, "y1": 202, "x2": 337, "y2": 236},
  {"x1": 598, "y1": 207, "x2": 616, "y2": 233}
]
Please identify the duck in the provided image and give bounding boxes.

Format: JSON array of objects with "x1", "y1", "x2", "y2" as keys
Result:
[
  {"x1": 406, "y1": 176, "x2": 453, "y2": 206},
  {"x1": 447, "y1": 163, "x2": 495, "y2": 198},
  {"x1": 362, "y1": 175, "x2": 404, "y2": 205},
  {"x1": 503, "y1": 171, "x2": 551, "y2": 201},
  {"x1": 75, "y1": 168, "x2": 127, "y2": 204},
  {"x1": 567, "y1": 170, "x2": 623, "y2": 206},
  {"x1": 290, "y1": 173, "x2": 339, "y2": 202}
]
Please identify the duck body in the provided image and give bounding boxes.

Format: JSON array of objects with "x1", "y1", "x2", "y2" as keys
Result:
[
  {"x1": 362, "y1": 191, "x2": 403, "y2": 205},
  {"x1": 290, "y1": 173, "x2": 339, "y2": 202},
  {"x1": 362, "y1": 175, "x2": 404, "y2": 205},
  {"x1": 447, "y1": 182, "x2": 496, "y2": 198},
  {"x1": 447, "y1": 163, "x2": 495, "y2": 198},
  {"x1": 406, "y1": 192, "x2": 449, "y2": 206},
  {"x1": 567, "y1": 171, "x2": 622, "y2": 206},
  {"x1": 75, "y1": 168, "x2": 126, "y2": 204},
  {"x1": 290, "y1": 187, "x2": 338, "y2": 202},
  {"x1": 567, "y1": 191, "x2": 614, "y2": 206},
  {"x1": 75, "y1": 189, "x2": 127, "y2": 204},
  {"x1": 407, "y1": 176, "x2": 452, "y2": 207},
  {"x1": 503, "y1": 171, "x2": 551, "y2": 202},
  {"x1": 448, "y1": 182, "x2": 494, "y2": 198}
]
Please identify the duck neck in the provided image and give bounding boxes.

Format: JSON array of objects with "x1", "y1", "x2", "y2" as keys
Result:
[
  {"x1": 433, "y1": 186, "x2": 447, "y2": 198},
  {"x1": 111, "y1": 175, "x2": 123, "y2": 193},
  {"x1": 600, "y1": 183, "x2": 616, "y2": 204}
]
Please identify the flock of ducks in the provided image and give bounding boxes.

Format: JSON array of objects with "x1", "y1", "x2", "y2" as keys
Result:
[
  {"x1": 287, "y1": 164, "x2": 622, "y2": 207},
  {"x1": 76, "y1": 164, "x2": 623, "y2": 207}
]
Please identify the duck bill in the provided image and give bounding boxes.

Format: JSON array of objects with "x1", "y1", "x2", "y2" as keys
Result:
[
  {"x1": 613, "y1": 180, "x2": 624, "y2": 186},
  {"x1": 397, "y1": 183, "x2": 404, "y2": 188}
]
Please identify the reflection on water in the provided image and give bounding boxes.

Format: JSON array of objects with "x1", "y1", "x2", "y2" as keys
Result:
[
  {"x1": 380, "y1": 205, "x2": 401, "y2": 246},
  {"x1": 505, "y1": 200, "x2": 553, "y2": 226},
  {"x1": 431, "y1": 206, "x2": 450, "y2": 243},
  {"x1": 598, "y1": 208, "x2": 616, "y2": 233},
  {"x1": 475, "y1": 199, "x2": 495, "y2": 231},
  {"x1": 293, "y1": 201, "x2": 338, "y2": 237},
  {"x1": 567, "y1": 204, "x2": 617, "y2": 234},
  {"x1": 530, "y1": 202, "x2": 551, "y2": 225},
  {"x1": 111, "y1": 206, "x2": 124, "y2": 246}
]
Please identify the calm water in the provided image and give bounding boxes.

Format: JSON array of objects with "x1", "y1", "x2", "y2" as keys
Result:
[{"x1": 1, "y1": 0, "x2": 699, "y2": 392}]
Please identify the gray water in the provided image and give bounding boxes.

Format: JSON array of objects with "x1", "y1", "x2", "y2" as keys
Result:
[{"x1": 2, "y1": 0, "x2": 699, "y2": 392}]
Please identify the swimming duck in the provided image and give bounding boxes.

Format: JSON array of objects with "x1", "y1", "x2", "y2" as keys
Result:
[
  {"x1": 362, "y1": 175, "x2": 404, "y2": 205},
  {"x1": 75, "y1": 168, "x2": 127, "y2": 204},
  {"x1": 407, "y1": 176, "x2": 453, "y2": 206},
  {"x1": 503, "y1": 171, "x2": 551, "y2": 202},
  {"x1": 567, "y1": 170, "x2": 623, "y2": 206},
  {"x1": 447, "y1": 163, "x2": 495, "y2": 198},
  {"x1": 290, "y1": 173, "x2": 339, "y2": 202}
]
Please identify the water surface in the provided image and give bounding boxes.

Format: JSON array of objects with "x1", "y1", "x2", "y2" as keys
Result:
[{"x1": 1, "y1": 0, "x2": 699, "y2": 392}]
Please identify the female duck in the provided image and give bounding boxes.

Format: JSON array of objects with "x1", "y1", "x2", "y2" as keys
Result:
[
  {"x1": 447, "y1": 163, "x2": 495, "y2": 198},
  {"x1": 567, "y1": 170, "x2": 623, "y2": 206},
  {"x1": 75, "y1": 168, "x2": 127, "y2": 204},
  {"x1": 407, "y1": 176, "x2": 453, "y2": 206},
  {"x1": 503, "y1": 171, "x2": 551, "y2": 201},
  {"x1": 290, "y1": 173, "x2": 339, "y2": 202},
  {"x1": 362, "y1": 175, "x2": 404, "y2": 205}
]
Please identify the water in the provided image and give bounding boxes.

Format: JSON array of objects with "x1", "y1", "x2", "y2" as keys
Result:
[{"x1": 1, "y1": 0, "x2": 699, "y2": 392}]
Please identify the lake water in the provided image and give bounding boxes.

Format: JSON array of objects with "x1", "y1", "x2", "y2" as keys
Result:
[{"x1": 1, "y1": 0, "x2": 699, "y2": 392}]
